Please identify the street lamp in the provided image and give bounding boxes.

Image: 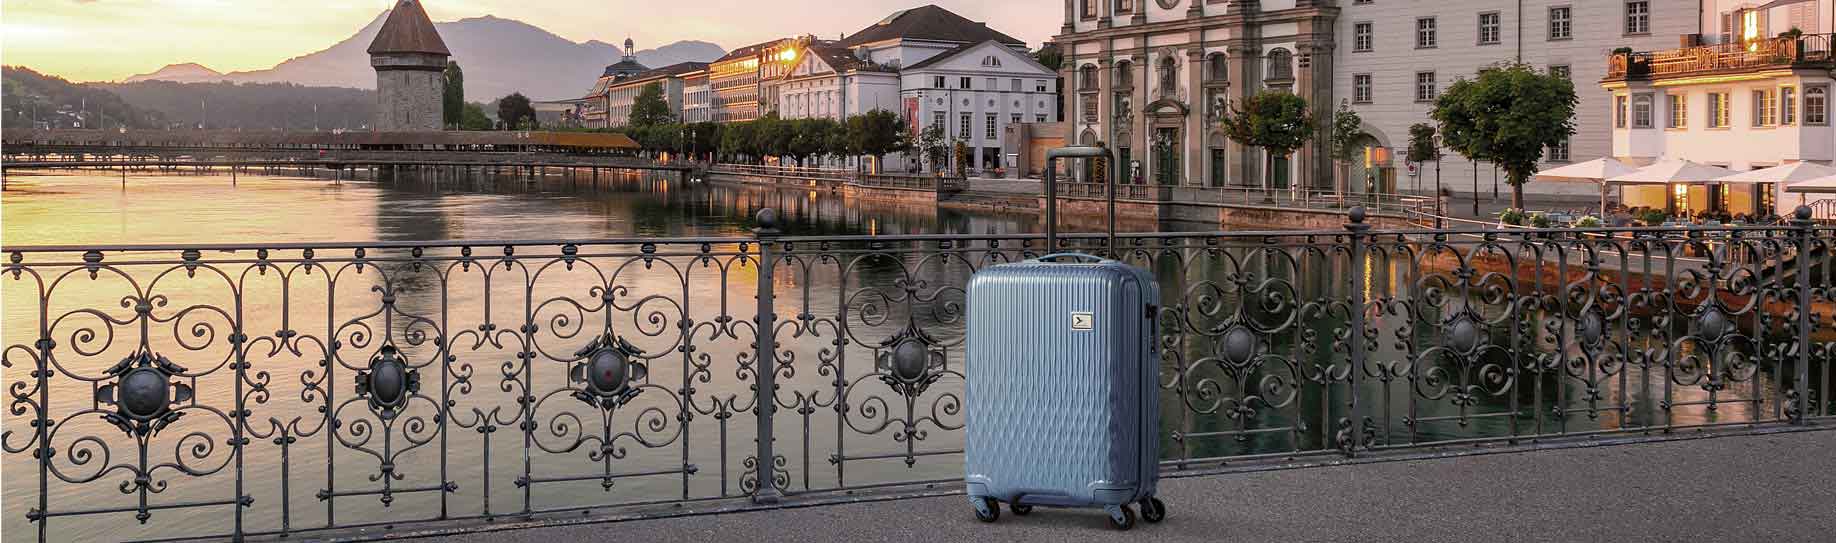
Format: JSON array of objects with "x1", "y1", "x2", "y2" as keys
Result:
[{"x1": 1433, "y1": 134, "x2": 1444, "y2": 228}]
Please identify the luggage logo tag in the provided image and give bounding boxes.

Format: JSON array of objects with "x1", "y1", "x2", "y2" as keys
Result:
[{"x1": 1070, "y1": 312, "x2": 1094, "y2": 331}]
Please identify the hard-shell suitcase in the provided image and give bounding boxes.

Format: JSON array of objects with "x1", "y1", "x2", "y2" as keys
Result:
[{"x1": 962, "y1": 146, "x2": 1165, "y2": 530}]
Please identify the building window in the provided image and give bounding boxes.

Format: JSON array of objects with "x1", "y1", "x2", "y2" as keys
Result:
[
  {"x1": 933, "y1": 76, "x2": 945, "y2": 89},
  {"x1": 1625, "y1": 1, "x2": 1650, "y2": 35},
  {"x1": 1415, "y1": 71, "x2": 1437, "y2": 102},
  {"x1": 1632, "y1": 94, "x2": 1653, "y2": 128},
  {"x1": 1037, "y1": 114, "x2": 1048, "y2": 123},
  {"x1": 1549, "y1": 138, "x2": 1571, "y2": 162},
  {"x1": 1207, "y1": 53, "x2": 1228, "y2": 82},
  {"x1": 985, "y1": 114, "x2": 997, "y2": 140},
  {"x1": 932, "y1": 111, "x2": 945, "y2": 132},
  {"x1": 1266, "y1": 49, "x2": 1292, "y2": 80},
  {"x1": 1668, "y1": 93, "x2": 1688, "y2": 129},
  {"x1": 1417, "y1": 17, "x2": 1438, "y2": 49},
  {"x1": 1782, "y1": 87, "x2": 1797, "y2": 125},
  {"x1": 1549, "y1": 6, "x2": 1572, "y2": 40},
  {"x1": 1011, "y1": 113, "x2": 1022, "y2": 126},
  {"x1": 1036, "y1": 80, "x2": 1048, "y2": 92},
  {"x1": 1550, "y1": 65, "x2": 1570, "y2": 80},
  {"x1": 1753, "y1": 89, "x2": 1777, "y2": 127},
  {"x1": 1806, "y1": 86, "x2": 1828, "y2": 125},
  {"x1": 1615, "y1": 95, "x2": 1628, "y2": 128},
  {"x1": 1082, "y1": 0, "x2": 1097, "y2": 19},
  {"x1": 1353, "y1": 74, "x2": 1373, "y2": 103},
  {"x1": 1158, "y1": 56, "x2": 1177, "y2": 95},
  {"x1": 959, "y1": 112, "x2": 971, "y2": 140},
  {"x1": 1708, "y1": 92, "x2": 1731, "y2": 128},
  {"x1": 1354, "y1": 22, "x2": 1374, "y2": 52},
  {"x1": 1011, "y1": 78, "x2": 1021, "y2": 92},
  {"x1": 1118, "y1": 0, "x2": 1135, "y2": 13},
  {"x1": 1116, "y1": 61, "x2": 1134, "y2": 88},
  {"x1": 960, "y1": 77, "x2": 973, "y2": 89},
  {"x1": 1080, "y1": 65, "x2": 1098, "y2": 90},
  {"x1": 1478, "y1": 12, "x2": 1502, "y2": 45}
]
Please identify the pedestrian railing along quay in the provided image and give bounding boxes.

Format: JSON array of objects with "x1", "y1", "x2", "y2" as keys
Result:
[{"x1": 4, "y1": 208, "x2": 1833, "y2": 541}]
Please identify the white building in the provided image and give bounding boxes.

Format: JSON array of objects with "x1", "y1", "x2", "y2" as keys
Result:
[
  {"x1": 1050, "y1": 0, "x2": 1825, "y2": 198},
  {"x1": 602, "y1": 62, "x2": 708, "y2": 129},
  {"x1": 1606, "y1": 1, "x2": 1834, "y2": 217},
  {"x1": 682, "y1": 70, "x2": 714, "y2": 124},
  {"x1": 898, "y1": 40, "x2": 1061, "y2": 172}
]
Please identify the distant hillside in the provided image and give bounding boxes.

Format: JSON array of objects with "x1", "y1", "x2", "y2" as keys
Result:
[
  {"x1": 3, "y1": 66, "x2": 164, "y2": 130},
  {"x1": 119, "y1": 13, "x2": 727, "y2": 101},
  {"x1": 95, "y1": 80, "x2": 377, "y2": 131}
]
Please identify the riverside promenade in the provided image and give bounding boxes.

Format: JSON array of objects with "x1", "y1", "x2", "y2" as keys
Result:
[{"x1": 306, "y1": 427, "x2": 1836, "y2": 542}]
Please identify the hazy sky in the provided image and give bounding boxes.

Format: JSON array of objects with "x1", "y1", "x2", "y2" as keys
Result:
[{"x1": 2, "y1": 0, "x2": 1058, "y2": 82}]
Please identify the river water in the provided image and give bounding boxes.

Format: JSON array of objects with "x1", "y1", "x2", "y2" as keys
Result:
[{"x1": 0, "y1": 168, "x2": 1809, "y2": 541}]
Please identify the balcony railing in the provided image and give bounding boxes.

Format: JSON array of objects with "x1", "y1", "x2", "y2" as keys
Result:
[
  {"x1": 1607, "y1": 33, "x2": 1835, "y2": 79},
  {"x1": 4, "y1": 209, "x2": 1833, "y2": 540}
]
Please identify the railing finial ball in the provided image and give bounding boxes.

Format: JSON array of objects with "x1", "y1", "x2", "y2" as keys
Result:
[
  {"x1": 1349, "y1": 206, "x2": 1367, "y2": 224},
  {"x1": 1795, "y1": 205, "x2": 1813, "y2": 222},
  {"x1": 755, "y1": 208, "x2": 780, "y2": 231}
]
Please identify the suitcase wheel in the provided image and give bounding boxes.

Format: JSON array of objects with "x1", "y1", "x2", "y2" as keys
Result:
[
  {"x1": 972, "y1": 496, "x2": 1000, "y2": 523},
  {"x1": 1105, "y1": 504, "x2": 1137, "y2": 531},
  {"x1": 1139, "y1": 497, "x2": 1166, "y2": 523},
  {"x1": 1009, "y1": 503, "x2": 1033, "y2": 516}
]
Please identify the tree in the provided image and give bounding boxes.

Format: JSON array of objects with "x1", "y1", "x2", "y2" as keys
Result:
[
  {"x1": 1033, "y1": 43, "x2": 1064, "y2": 72},
  {"x1": 847, "y1": 109, "x2": 908, "y2": 173},
  {"x1": 629, "y1": 82, "x2": 674, "y2": 127},
  {"x1": 916, "y1": 124, "x2": 948, "y2": 174},
  {"x1": 496, "y1": 92, "x2": 537, "y2": 130},
  {"x1": 1327, "y1": 102, "x2": 1368, "y2": 195},
  {"x1": 786, "y1": 118, "x2": 834, "y2": 167},
  {"x1": 459, "y1": 102, "x2": 493, "y2": 131},
  {"x1": 443, "y1": 61, "x2": 465, "y2": 129},
  {"x1": 1431, "y1": 63, "x2": 1577, "y2": 209},
  {"x1": 1221, "y1": 91, "x2": 1314, "y2": 194},
  {"x1": 1405, "y1": 123, "x2": 1440, "y2": 165}
]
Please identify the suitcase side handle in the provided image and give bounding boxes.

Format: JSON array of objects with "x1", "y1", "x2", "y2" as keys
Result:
[
  {"x1": 1043, "y1": 146, "x2": 1118, "y2": 256},
  {"x1": 1030, "y1": 253, "x2": 1107, "y2": 263}
]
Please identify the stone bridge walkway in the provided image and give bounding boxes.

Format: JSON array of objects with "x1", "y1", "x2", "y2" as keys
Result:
[{"x1": 361, "y1": 428, "x2": 1836, "y2": 543}]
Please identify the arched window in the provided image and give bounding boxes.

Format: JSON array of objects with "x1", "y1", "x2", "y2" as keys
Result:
[
  {"x1": 1207, "y1": 53, "x2": 1228, "y2": 83},
  {"x1": 1079, "y1": 64, "x2": 1100, "y2": 91},
  {"x1": 1158, "y1": 56, "x2": 1177, "y2": 96},
  {"x1": 1267, "y1": 49, "x2": 1293, "y2": 80},
  {"x1": 1115, "y1": 60, "x2": 1133, "y2": 89}
]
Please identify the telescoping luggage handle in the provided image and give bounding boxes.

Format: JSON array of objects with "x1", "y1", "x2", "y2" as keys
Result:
[
  {"x1": 1029, "y1": 253, "x2": 1108, "y2": 264},
  {"x1": 1042, "y1": 146, "x2": 1119, "y2": 256}
]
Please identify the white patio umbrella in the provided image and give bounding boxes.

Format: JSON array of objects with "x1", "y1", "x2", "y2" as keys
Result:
[
  {"x1": 1783, "y1": 174, "x2": 1836, "y2": 194},
  {"x1": 1716, "y1": 161, "x2": 1836, "y2": 185},
  {"x1": 1606, "y1": 159, "x2": 1737, "y2": 185},
  {"x1": 1534, "y1": 157, "x2": 1640, "y2": 215}
]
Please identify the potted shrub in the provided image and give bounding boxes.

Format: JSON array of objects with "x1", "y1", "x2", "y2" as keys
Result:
[
  {"x1": 1530, "y1": 212, "x2": 1553, "y2": 229},
  {"x1": 1640, "y1": 209, "x2": 1669, "y2": 227},
  {"x1": 1499, "y1": 208, "x2": 1527, "y2": 227}
]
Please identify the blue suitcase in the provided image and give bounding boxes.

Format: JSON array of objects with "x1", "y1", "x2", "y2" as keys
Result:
[{"x1": 963, "y1": 146, "x2": 1165, "y2": 530}]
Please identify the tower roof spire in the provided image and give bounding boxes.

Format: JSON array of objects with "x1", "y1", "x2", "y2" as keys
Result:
[
  {"x1": 624, "y1": 37, "x2": 636, "y2": 62},
  {"x1": 368, "y1": 0, "x2": 451, "y2": 56}
]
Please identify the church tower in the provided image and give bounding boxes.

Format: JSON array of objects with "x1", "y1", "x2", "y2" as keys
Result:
[{"x1": 368, "y1": 0, "x2": 450, "y2": 131}]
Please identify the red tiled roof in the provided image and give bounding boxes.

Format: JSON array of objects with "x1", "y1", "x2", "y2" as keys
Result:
[{"x1": 367, "y1": 0, "x2": 451, "y2": 56}]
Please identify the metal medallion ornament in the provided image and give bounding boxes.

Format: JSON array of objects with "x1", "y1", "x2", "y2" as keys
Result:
[
  {"x1": 97, "y1": 351, "x2": 193, "y2": 437},
  {"x1": 877, "y1": 328, "x2": 945, "y2": 397},
  {"x1": 571, "y1": 335, "x2": 648, "y2": 409},
  {"x1": 355, "y1": 345, "x2": 420, "y2": 420},
  {"x1": 1447, "y1": 315, "x2": 1483, "y2": 354},
  {"x1": 1698, "y1": 307, "x2": 1730, "y2": 342}
]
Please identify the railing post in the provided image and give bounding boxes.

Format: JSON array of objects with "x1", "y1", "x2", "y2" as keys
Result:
[
  {"x1": 1343, "y1": 207, "x2": 1371, "y2": 456},
  {"x1": 1793, "y1": 205, "x2": 1814, "y2": 425},
  {"x1": 751, "y1": 208, "x2": 784, "y2": 503}
]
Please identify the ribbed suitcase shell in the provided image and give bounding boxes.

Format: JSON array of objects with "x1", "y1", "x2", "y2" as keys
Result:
[{"x1": 964, "y1": 257, "x2": 1160, "y2": 509}]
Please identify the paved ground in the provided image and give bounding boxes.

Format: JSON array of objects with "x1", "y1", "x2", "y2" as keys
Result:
[{"x1": 426, "y1": 429, "x2": 1835, "y2": 543}]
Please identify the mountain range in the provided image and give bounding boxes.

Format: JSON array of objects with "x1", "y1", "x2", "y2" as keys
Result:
[{"x1": 122, "y1": 13, "x2": 725, "y2": 101}]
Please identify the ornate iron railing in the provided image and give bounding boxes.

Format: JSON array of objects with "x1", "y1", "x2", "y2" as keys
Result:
[{"x1": 4, "y1": 208, "x2": 1833, "y2": 541}]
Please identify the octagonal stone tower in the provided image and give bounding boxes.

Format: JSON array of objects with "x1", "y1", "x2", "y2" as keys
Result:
[{"x1": 368, "y1": 0, "x2": 450, "y2": 131}]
